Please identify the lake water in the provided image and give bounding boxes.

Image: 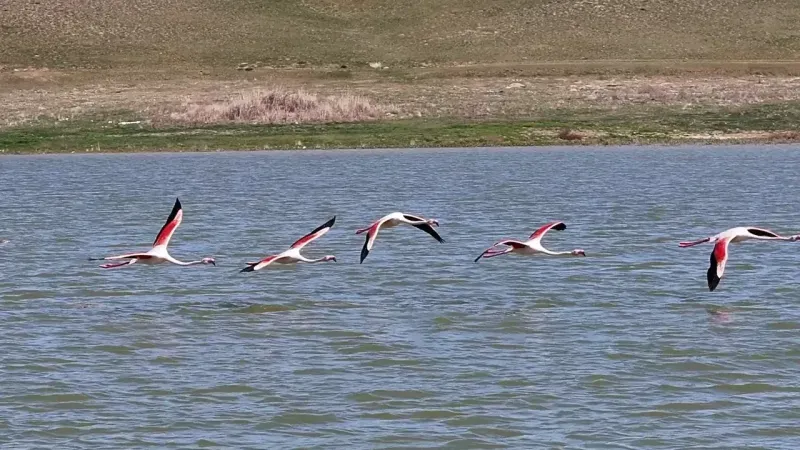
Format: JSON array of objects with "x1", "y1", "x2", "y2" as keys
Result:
[{"x1": 1, "y1": 146, "x2": 799, "y2": 448}]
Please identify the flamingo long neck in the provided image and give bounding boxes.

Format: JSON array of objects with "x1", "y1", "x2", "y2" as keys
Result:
[
  {"x1": 164, "y1": 255, "x2": 205, "y2": 266},
  {"x1": 532, "y1": 242, "x2": 575, "y2": 256},
  {"x1": 171, "y1": 258, "x2": 206, "y2": 266},
  {"x1": 541, "y1": 249, "x2": 572, "y2": 256},
  {"x1": 297, "y1": 255, "x2": 329, "y2": 263}
]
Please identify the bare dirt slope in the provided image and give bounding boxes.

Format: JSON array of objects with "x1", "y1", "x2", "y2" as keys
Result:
[{"x1": 2, "y1": 0, "x2": 799, "y2": 69}]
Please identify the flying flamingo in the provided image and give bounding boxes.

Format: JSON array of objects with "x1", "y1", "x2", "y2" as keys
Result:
[
  {"x1": 89, "y1": 198, "x2": 216, "y2": 269},
  {"x1": 356, "y1": 212, "x2": 444, "y2": 263},
  {"x1": 241, "y1": 216, "x2": 337, "y2": 272},
  {"x1": 474, "y1": 221, "x2": 585, "y2": 262},
  {"x1": 679, "y1": 226, "x2": 798, "y2": 291}
]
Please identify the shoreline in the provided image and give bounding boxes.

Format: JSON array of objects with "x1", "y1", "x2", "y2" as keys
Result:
[
  {"x1": 2, "y1": 113, "x2": 798, "y2": 155},
  {"x1": 3, "y1": 142, "x2": 800, "y2": 159},
  {"x1": 2, "y1": 68, "x2": 799, "y2": 155},
  {"x1": 2, "y1": 126, "x2": 798, "y2": 155}
]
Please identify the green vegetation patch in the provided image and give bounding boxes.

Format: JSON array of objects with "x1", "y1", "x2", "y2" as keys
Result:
[{"x1": 2, "y1": 103, "x2": 799, "y2": 154}]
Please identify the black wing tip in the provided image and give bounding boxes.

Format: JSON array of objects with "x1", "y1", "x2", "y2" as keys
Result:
[
  {"x1": 706, "y1": 264, "x2": 720, "y2": 292},
  {"x1": 240, "y1": 265, "x2": 255, "y2": 273},
  {"x1": 554, "y1": 222, "x2": 567, "y2": 231},
  {"x1": 707, "y1": 273, "x2": 720, "y2": 291},
  {"x1": 411, "y1": 222, "x2": 445, "y2": 243},
  {"x1": 169, "y1": 198, "x2": 182, "y2": 215},
  {"x1": 325, "y1": 215, "x2": 336, "y2": 228},
  {"x1": 308, "y1": 216, "x2": 337, "y2": 235},
  {"x1": 360, "y1": 235, "x2": 370, "y2": 263}
]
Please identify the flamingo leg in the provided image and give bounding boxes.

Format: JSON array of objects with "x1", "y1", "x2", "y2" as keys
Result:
[
  {"x1": 679, "y1": 238, "x2": 710, "y2": 248},
  {"x1": 482, "y1": 249, "x2": 512, "y2": 258},
  {"x1": 474, "y1": 247, "x2": 513, "y2": 262},
  {"x1": 90, "y1": 252, "x2": 150, "y2": 261},
  {"x1": 100, "y1": 258, "x2": 138, "y2": 269}
]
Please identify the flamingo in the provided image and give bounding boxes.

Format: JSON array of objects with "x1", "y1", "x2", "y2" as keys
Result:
[
  {"x1": 0, "y1": 239, "x2": 8, "y2": 246},
  {"x1": 89, "y1": 198, "x2": 216, "y2": 269},
  {"x1": 474, "y1": 221, "x2": 585, "y2": 262},
  {"x1": 679, "y1": 226, "x2": 798, "y2": 291},
  {"x1": 241, "y1": 216, "x2": 337, "y2": 272},
  {"x1": 356, "y1": 212, "x2": 444, "y2": 263}
]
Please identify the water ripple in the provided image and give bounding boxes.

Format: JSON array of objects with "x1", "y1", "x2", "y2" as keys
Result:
[{"x1": 1, "y1": 146, "x2": 800, "y2": 448}]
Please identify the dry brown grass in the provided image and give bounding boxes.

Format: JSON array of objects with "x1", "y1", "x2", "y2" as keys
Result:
[
  {"x1": 766, "y1": 130, "x2": 800, "y2": 141},
  {"x1": 164, "y1": 89, "x2": 385, "y2": 125},
  {"x1": 2, "y1": 73, "x2": 800, "y2": 129},
  {"x1": 558, "y1": 128, "x2": 584, "y2": 141}
]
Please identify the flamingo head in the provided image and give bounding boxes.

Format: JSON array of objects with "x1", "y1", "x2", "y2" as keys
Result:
[
  {"x1": 323, "y1": 255, "x2": 337, "y2": 263},
  {"x1": 571, "y1": 249, "x2": 586, "y2": 257},
  {"x1": 201, "y1": 257, "x2": 217, "y2": 266},
  {"x1": 427, "y1": 219, "x2": 440, "y2": 227}
]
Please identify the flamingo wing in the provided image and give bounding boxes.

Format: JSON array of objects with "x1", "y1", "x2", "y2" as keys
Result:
[
  {"x1": 290, "y1": 216, "x2": 336, "y2": 249},
  {"x1": 400, "y1": 214, "x2": 444, "y2": 243},
  {"x1": 402, "y1": 214, "x2": 425, "y2": 222},
  {"x1": 91, "y1": 252, "x2": 151, "y2": 261},
  {"x1": 411, "y1": 222, "x2": 444, "y2": 243},
  {"x1": 359, "y1": 222, "x2": 384, "y2": 264},
  {"x1": 746, "y1": 227, "x2": 782, "y2": 238},
  {"x1": 707, "y1": 238, "x2": 731, "y2": 291},
  {"x1": 474, "y1": 240, "x2": 525, "y2": 262},
  {"x1": 100, "y1": 259, "x2": 139, "y2": 269},
  {"x1": 241, "y1": 255, "x2": 280, "y2": 272},
  {"x1": 529, "y1": 221, "x2": 567, "y2": 241},
  {"x1": 153, "y1": 198, "x2": 183, "y2": 248}
]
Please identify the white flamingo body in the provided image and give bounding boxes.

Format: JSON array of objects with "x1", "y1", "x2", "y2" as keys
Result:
[
  {"x1": 90, "y1": 198, "x2": 216, "y2": 269},
  {"x1": 475, "y1": 221, "x2": 586, "y2": 262},
  {"x1": 95, "y1": 246, "x2": 199, "y2": 267},
  {"x1": 242, "y1": 216, "x2": 336, "y2": 272},
  {"x1": 679, "y1": 226, "x2": 797, "y2": 291},
  {"x1": 356, "y1": 212, "x2": 444, "y2": 263}
]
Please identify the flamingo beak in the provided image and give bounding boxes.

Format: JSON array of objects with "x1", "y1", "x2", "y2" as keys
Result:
[{"x1": 332, "y1": 257, "x2": 337, "y2": 263}]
